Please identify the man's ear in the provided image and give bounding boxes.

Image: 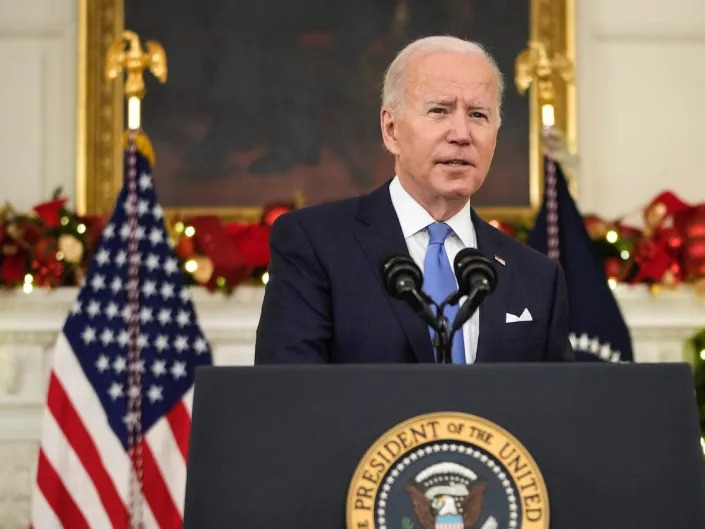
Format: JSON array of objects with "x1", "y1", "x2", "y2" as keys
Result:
[{"x1": 380, "y1": 107, "x2": 400, "y2": 155}]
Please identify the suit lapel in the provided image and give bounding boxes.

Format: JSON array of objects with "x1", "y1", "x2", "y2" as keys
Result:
[
  {"x1": 353, "y1": 183, "x2": 435, "y2": 363},
  {"x1": 472, "y1": 210, "x2": 510, "y2": 361}
]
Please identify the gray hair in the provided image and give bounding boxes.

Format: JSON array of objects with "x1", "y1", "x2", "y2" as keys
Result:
[{"x1": 382, "y1": 36, "x2": 504, "y2": 120}]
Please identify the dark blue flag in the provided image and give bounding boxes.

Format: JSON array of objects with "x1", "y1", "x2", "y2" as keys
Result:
[{"x1": 528, "y1": 158, "x2": 633, "y2": 362}]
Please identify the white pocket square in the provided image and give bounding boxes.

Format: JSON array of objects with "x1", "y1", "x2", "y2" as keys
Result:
[{"x1": 505, "y1": 308, "x2": 533, "y2": 323}]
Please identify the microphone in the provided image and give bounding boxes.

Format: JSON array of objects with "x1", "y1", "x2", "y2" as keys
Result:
[
  {"x1": 451, "y1": 248, "x2": 498, "y2": 332},
  {"x1": 380, "y1": 254, "x2": 438, "y2": 329}
]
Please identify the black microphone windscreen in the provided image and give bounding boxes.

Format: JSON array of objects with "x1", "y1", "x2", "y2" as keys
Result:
[
  {"x1": 379, "y1": 254, "x2": 423, "y2": 299},
  {"x1": 453, "y1": 248, "x2": 498, "y2": 295}
]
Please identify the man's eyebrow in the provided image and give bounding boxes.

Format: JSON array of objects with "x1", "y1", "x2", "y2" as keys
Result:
[{"x1": 424, "y1": 98, "x2": 455, "y2": 106}]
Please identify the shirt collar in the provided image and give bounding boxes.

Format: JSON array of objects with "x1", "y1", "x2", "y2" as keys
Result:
[{"x1": 389, "y1": 176, "x2": 475, "y2": 247}]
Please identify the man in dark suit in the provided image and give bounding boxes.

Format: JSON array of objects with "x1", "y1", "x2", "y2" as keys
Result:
[{"x1": 255, "y1": 36, "x2": 573, "y2": 364}]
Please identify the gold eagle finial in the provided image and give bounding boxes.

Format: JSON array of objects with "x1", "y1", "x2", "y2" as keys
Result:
[
  {"x1": 106, "y1": 30, "x2": 167, "y2": 100},
  {"x1": 515, "y1": 40, "x2": 572, "y2": 103}
]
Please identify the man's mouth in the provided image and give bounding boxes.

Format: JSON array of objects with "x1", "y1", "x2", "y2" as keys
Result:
[{"x1": 439, "y1": 159, "x2": 473, "y2": 167}]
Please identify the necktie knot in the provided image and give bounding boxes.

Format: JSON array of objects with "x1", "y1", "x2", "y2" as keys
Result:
[{"x1": 427, "y1": 222, "x2": 451, "y2": 246}]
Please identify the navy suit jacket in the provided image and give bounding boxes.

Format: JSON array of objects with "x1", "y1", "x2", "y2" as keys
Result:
[{"x1": 255, "y1": 182, "x2": 574, "y2": 363}]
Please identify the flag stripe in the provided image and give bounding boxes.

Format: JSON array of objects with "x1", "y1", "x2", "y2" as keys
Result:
[
  {"x1": 166, "y1": 399, "x2": 191, "y2": 460},
  {"x1": 36, "y1": 449, "x2": 90, "y2": 529},
  {"x1": 53, "y1": 333, "x2": 131, "y2": 503},
  {"x1": 46, "y1": 371, "x2": 129, "y2": 528},
  {"x1": 146, "y1": 408, "x2": 188, "y2": 517},
  {"x1": 39, "y1": 409, "x2": 114, "y2": 528},
  {"x1": 141, "y1": 439, "x2": 184, "y2": 529},
  {"x1": 30, "y1": 483, "x2": 62, "y2": 529}
]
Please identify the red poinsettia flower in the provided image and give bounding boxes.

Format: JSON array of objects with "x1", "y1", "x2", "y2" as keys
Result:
[
  {"x1": 1, "y1": 252, "x2": 27, "y2": 284},
  {"x1": 33, "y1": 198, "x2": 68, "y2": 228},
  {"x1": 226, "y1": 223, "x2": 271, "y2": 269}
]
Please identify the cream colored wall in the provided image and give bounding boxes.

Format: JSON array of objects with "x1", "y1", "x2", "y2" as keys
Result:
[
  {"x1": 576, "y1": 0, "x2": 705, "y2": 218},
  {"x1": 0, "y1": 0, "x2": 76, "y2": 211},
  {"x1": 0, "y1": 1, "x2": 703, "y2": 218}
]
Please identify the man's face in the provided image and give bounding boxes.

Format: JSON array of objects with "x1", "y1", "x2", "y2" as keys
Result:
[{"x1": 381, "y1": 51, "x2": 500, "y2": 205}]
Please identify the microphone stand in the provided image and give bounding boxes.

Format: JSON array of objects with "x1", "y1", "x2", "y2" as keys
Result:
[
  {"x1": 431, "y1": 312, "x2": 452, "y2": 364},
  {"x1": 432, "y1": 283, "x2": 489, "y2": 364}
]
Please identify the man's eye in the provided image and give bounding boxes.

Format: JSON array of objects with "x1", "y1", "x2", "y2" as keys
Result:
[
  {"x1": 472, "y1": 111, "x2": 488, "y2": 120},
  {"x1": 430, "y1": 107, "x2": 446, "y2": 114}
]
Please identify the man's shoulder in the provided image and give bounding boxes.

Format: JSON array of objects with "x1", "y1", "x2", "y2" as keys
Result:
[
  {"x1": 271, "y1": 194, "x2": 363, "y2": 237},
  {"x1": 477, "y1": 218, "x2": 557, "y2": 273}
]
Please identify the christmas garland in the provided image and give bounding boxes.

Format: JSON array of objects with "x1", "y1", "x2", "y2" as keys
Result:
[
  {"x1": 1, "y1": 190, "x2": 704, "y2": 293},
  {"x1": 0, "y1": 190, "x2": 289, "y2": 293}
]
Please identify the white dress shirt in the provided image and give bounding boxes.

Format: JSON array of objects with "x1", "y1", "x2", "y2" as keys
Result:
[{"x1": 389, "y1": 176, "x2": 479, "y2": 363}]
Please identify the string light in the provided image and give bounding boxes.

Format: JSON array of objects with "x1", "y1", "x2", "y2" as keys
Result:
[
  {"x1": 620, "y1": 250, "x2": 630, "y2": 260},
  {"x1": 23, "y1": 274, "x2": 33, "y2": 294},
  {"x1": 700, "y1": 349, "x2": 705, "y2": 361},
  {"x1": 216, "y1": 276, "x2": 226, "y2": 287},
  {"x1": 261, "y1": 272, "x2": 270, "y2": 285},
  {"x1": 184, "y1": 259, "x2": 198, "y2": 273},
  {"x1": 56, "y1": 251, "x2": 65, "y2": 261},
  {"x1": 60, "y1": 216, "x2": 69, "y2": 226},
  {"x1": 76, "y1": 223, "x2": 86, "y2": 234},
  {"x1": 184, "y1": 226, "x2": 195, "y2": 237},
  {"x1": 701, "y1": 437, "x2": 705, "y2": 455},
  {"x1": 174, "y1": 221, "x2": 185, "y2": 233},
  {"x1": 606, "y1": 230, "x2": 618, "y2": 244},
  {"x1": 607, "y1": 278, "x2": 617, "y2": 290}
]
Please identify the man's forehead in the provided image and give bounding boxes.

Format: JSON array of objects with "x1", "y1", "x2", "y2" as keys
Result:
[
  {"x1": 410, "y1": 76, "x2": 496, "y2": 104},
  {"x1": 405, "y1": 54, "x2": 496, "y2": 95}
]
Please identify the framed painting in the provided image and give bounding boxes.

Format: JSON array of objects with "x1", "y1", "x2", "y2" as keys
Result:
[{"x1": 77, "y1": 0, "x2": 575, "y2": 222}]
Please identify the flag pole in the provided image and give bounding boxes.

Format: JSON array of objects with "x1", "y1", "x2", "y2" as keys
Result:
[{"x1": 106, "y1": 30, "x2": 168, "y2": 529}]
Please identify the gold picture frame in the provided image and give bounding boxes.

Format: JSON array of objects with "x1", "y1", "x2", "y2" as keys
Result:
[{"x1": 77, "y1": 0, "x2": 575, "y2": 224}]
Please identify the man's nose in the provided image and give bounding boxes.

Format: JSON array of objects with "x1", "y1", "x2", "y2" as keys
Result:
[{"x1": 447, "y1": 113, "x2": 471, "y2": 145}]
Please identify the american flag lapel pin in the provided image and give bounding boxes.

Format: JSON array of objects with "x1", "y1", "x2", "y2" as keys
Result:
[{"x1": 494, "y1": 255, "x2": 506, "y2": 266}]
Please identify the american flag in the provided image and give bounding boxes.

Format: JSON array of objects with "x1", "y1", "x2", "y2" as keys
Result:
[{"x1": 30, "y1": 133, "x2": 212, "y2": 528}]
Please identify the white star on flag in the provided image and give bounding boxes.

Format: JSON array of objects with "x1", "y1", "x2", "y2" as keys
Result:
[
  {"x1": 108, "y1": 382, "x2": 124, "y2": 400},
  {"x1": 102, "y1": 223, "x2": 115, "y2": 239},
  {"x1": 100, "y1": 328, "x2": 114, "y2": 346},
  {"x1": 142, "y1": 279, "x2": 156, "y2": 297},
  {"x1": 152, "y1": 360, "x2": 167, "y2": 377},
  {"x1": 137, "y1": 199, "x2": 149, "y2": 216},
  {"x1": 95, "y1": 248, "x2": 110, "y2": 267},
  {"x1": 149, "y1": 229, "x2": 163, "y2": 246},
  {"x1": 139, "y1": 173, "x2": 152, "y2": 190},
  {"x1": 86, "y1": 300, "x2": 101, "y2": 318},
  {"x1": 160, "y1": 282, "x2": 174, "y2": 299},
  {"x1": 145, "y1": 254, "x2": 160, "y2": 272},
  {"x1": 147, "y1": 385, "x2": 163, "y2": 403},
  {"x1": 157, "y1": 309, "x2": 172, "y2": 326},
  {"x1": 104, "y1": 302, "x2": 119, "y2": 320},
  {"x1": 110, "y1": 276, "x2": 122, "y2": 294},
  {"x1": 154, "y1": 334, "x2": 169, "y2": 352},
  {"x1": 90, "y1": 274, "x2": 106, "y2": 291},
  {"x1": 171, "y1": 361, "x2": 187, "y2": 379},
  {"x1": 81, "y1": 326, "x2": 96, "y2": 344},
  {"x1": 164, "y1": 257, "x2": 178, "y2": 275}
]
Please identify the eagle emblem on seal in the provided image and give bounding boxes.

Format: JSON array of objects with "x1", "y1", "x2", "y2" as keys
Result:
[{"x1": 405, "y1": 462, "x2": 493, "y2": 529}]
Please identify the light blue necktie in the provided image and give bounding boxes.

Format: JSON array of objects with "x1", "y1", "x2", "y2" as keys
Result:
[{"x1": 423, "y1": 223, "x2": 465, "y2": 364}]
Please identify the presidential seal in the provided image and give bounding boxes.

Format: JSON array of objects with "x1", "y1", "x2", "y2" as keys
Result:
[{"x1": 346, "y1": 412, "x2": 549, "y2": 529}]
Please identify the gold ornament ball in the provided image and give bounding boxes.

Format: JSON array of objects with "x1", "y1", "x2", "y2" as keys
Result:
[
  {"x1": 192, "y1": 256, "x2": 214, "y2": 284},
  {"x1": 58, "y1": 235, "x2": 84, "y2": 263}
]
